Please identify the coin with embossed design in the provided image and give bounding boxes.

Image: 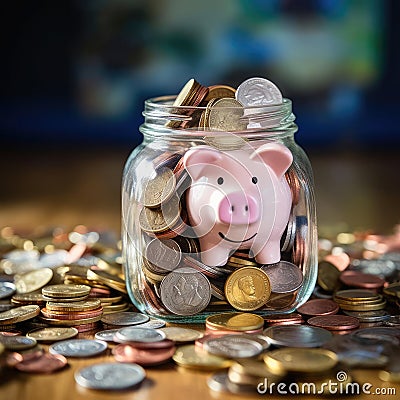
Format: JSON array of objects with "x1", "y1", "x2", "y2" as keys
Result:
[
  {"x1": 49, "y1": 339, "x2": 107, "y2": 357},
  {"x1": 224, "y1": 267, "x2": 271, "y2": 311},
  {"x1": 261, "y1": 261, "x2": 303, "y2": 293},
  {"x1": 160, "y1": 267, "x2": 211, "y2": 316},
  {"x1": 27, "y1": 327, "x2": 79, "y2": 342},
  {"x1": 15, "y1": 268, "x2": 53, "y2": 294},
  {"x1": 207, "y1": 98, "x2": 247, "y2": 131},
  {"x1": 142, "y1": 168, "x2": 176, "y2": 208},
  {"x1": 0, "y1": 305, "x2": 40, "y2": 325}
]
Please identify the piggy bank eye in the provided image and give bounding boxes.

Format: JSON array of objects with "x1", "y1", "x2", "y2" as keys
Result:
[
  {"x1": 217, "y1": 177, "x2": 224, "y2": 185},
  {"x1": 252, "y1": 177, "x2": 258, "y2": 184}
]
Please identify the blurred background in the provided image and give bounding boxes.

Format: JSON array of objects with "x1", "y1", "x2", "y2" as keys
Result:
[{"x1": 0, "y1": 0, "x2": 399, "y2": 236}]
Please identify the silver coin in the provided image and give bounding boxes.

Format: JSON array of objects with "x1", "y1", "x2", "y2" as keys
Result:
[
  {"x1": 0, "y1": 335, "x2": 37, "y2": 350},
  {"x1": 261, "y1": 261, "x2": 303, "y2": 293},
  {"x1": 94, "y1": 329, "x2": 121, "y2": 342},
  {"x1": 0, "y1": 282, "x2": 16, "y2": 299},
  {"x1": 342, "y1": 309, "x2": 390, "y2": 323},
  {"x1": 137, "y1": 318, "x2": 166, "y2": 329},
  {"x1": 114, "y1": 327, "x2": 166, "y2": 343},
  {"x1": 160, "y1": 267, "x2": 211, "y2": 316},
  {"x1": 101, "y1": 312, "x2": 149, "y2": 326},
  {"x1": 236, "y1": 77, "x2": 282, "y2": 107},
  {"x1": 203, "y1": 335, "x2": 263, "y2": 358},
  {"x1": 49, "y1": 339, "x2": 107, "y2": 357},
  {"x1": 385, "y1": 315, "x2": 400, "y2": 327},
  {"x1": 207, "y1": 372, "x2": 231, "y2": 393},
  {"x1": 75, "y1": 362, "x2": 145, "y2": 390},
  {"x1": 263, "y1": 325, "x2": 332, "y2": 347},
  {"x1": 352, "y1": 327, "x2": 400, "y2": 341}
]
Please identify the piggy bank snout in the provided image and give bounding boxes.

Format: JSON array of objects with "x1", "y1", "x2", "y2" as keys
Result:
[{"x1": 218, "y1": 192, "x2": 259, "y2": 225}]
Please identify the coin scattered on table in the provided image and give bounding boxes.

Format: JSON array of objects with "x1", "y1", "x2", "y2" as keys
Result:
[{"x1": 49, "y1": 339, "x2": 108, "y2": 357}]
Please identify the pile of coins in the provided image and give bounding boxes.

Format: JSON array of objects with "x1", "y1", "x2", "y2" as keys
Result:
[{"x1": 135, "y1": 77, "x2": 307, "y2": 317}]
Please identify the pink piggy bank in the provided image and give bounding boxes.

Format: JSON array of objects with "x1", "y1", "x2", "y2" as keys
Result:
[{"x1": 183, "y1": 142, "x2": 293, "y2": 266}]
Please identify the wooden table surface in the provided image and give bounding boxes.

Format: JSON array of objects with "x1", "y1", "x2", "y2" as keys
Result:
[{"x1": 1, "y1": 145, "x2": 399, "y2": 399}]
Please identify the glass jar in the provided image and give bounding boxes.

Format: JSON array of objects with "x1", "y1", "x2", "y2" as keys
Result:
[{"x1": 122, "y1": 94, "x2": 318, "y2": 322}]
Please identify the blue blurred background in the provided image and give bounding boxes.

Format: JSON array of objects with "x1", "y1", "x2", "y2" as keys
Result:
[{"x1": 1, "y1": 0, "x2": 399, "y2": 150}]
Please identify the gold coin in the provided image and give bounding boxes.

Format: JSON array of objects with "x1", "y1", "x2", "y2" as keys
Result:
[
  {"x1": 46, "y1": 299, "x2": 101, "y2": 312},
  {"x1": 334, "y1": 289, "x2": 380, "y2": 302},
  {"x1": 87, "y1": 269, "x2": 127, "y2": 293},
  {"x1": 139, "y1": 195, "x2": 181, "y2": 234},
  {"x1": 207, "y1": 98, "x2": 247, "y2": 132},
  {"x1": 38, "y1": 314, "x2": 102, "y2": 326},
  {"x1": 337, "y1": 300, "x2": 386, "y2": 311},
  {"x1": 0, "y1": 342, "x2": 4, "y2": 355},
  {"x1": 206, "y1": 312, "x2": 264, "y2": 331},
  {"x1": 11, "y1": 293, "x2": 45, "y2": 305},
  {"x1": 264, "y1": 348, "x2": 338, "y2": 373},
  {"x1": 158, "y1": 327, "x2": 203, "y2": 343},
  {"x1": 383, "y1": 282, "x2": 400, "y2": 299},
  {"x1": 173, "y1": 345, "x2": 232, "y2": 370},
  {"x1": 227, "y1": 256, "x2": 257, "y2": 267},
  {"x1": 224, "y1": 267, "x2": 271, "y2": 311},
  {"x1": 317, "y1": 261, "x2": 340, "y2": 292},
  {"x1": 101, "y1": 302, "x2": 129, "y2": 312},
  {"x1": 27, "y1": 327, "x2": 79, "y2": 342},
  {"x1": 0, "y1": 305, "x2": 40, "y2": 325},
  {"x1": 142, "y1": 168, "x2": 176, "y2": 208},
  {"x1": 205, "y1": 85, "x2": 236, "y2": 102},
  {"x1": 15, "y1": 268, "x2": 53, "y2": 294},
  {"x1": 42, "y1": 284, "x2": 91, "y2": 298},
  {"x1": 230, "y1": 359, "x2": 285, "y2": 380}
]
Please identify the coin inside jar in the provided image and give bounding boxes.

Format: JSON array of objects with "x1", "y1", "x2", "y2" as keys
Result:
[
  {"x1": 145, "y1": 238, "x2": 182, "y2": 273},
  {"x1": 142, "y1": 168, "x2": 176, "y2": 208},
  {"x1": 261, "y1": 261, "x2": 303, "y2": 294},
  {"x1": 224, "y1": 267, "x2": 271, "y2": 311}
]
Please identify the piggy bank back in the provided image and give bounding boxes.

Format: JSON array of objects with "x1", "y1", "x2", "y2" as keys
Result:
[{"x1": 183, "y1": 142, "x2": 293, "y2": 266}]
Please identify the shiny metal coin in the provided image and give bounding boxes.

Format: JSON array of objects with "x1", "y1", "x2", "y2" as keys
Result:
[
  {"x1": 0, "y1": 282, "x2": 16, "y2": 299},
  {"x1": 114, "y1": 327, "x2": 166, "y2": 343},
  {"x1": 236, "y1": 77, "x2": 282, "y2": 106},
  {"x1": 100, "y1": 312, "x2": 149, "y2": 326},
  {"x1": 137, "y1": 318, "x2": 166, "y2": 329},
  {"x1": 0, "y1": 335, "x2": 37, "y2": 351},
  {"x1": 49, "y1": 339, "x2": 107, "y2": 357},
  {"x1": 203, "y1": 335, "x2": 263, "y2": 358},
  {"x1": 263, "y1": 325, "x2": 332, "y2": 347},
  {"x1": 261, "y1": 261, "x2": 303, "y2": 293},
  {"x1": 160, "y1": 267, "x2": 211, "y2": 316},
  {"x1": 94, "y1": 329, "x2": 120, "y2": 342},
  {"x1": 75, "y1": 362, "x2": 145, "y2": 390},
  {"x1": 207, "y1": 372, "x2": 231, "y2": 393}
]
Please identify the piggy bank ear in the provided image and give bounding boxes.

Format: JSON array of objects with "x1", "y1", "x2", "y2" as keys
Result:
[
  {"x1": 183, "y1": 146, "x2": 223, "y2": 180},
  {"x1": 250, "y1": 143, "x2": 293, "y2": 178}
]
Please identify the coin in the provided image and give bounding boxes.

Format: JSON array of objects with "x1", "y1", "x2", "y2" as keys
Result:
[
  {"x1": 203, "y1": 335, "x2": 263, "y2": 358},
  {"x1": 145, "y1": 238, "x2": 181, "y2": 273},
  {"x1": 263, "y1": 325, "x2": 332, "y2": 347},
  {"x1": 139, "y1": 195, "x2": 181, "y2": 234},
  {"x1": 114, "y1": 327, "x2": 166, "y2": 343},
  {"x1": 49, "y1": 339, "x2": 108, "y2": 357},
  {"x1": 100, "y1": 312, "x2": 149, "y2": 326},
  {"x1": 317, "y1": 261, "x2": 341, "y2": 292},
  {"x1": 385, "y1": 315, "x2": 400, "y2": 326},
  {"x1": 0, "y1": 305, "x2": 40, "y2": 325},
  {"x1": 75, "y1": 362, "x2": 146, "y2": 390},
  {"x1": 205, "y1": 85, "x2": 236, "y2": 102},
  {"x1": 143, "y1": 168, "x2": 176, "y2": 208},
  {"x1": 297, "y1": 299, "x2": 339, "y2": 317},
  {"x1": 340, "y1": 270, "x2": 385, "y2": 289},
  {"x1": 112, "y1": 343, "x2": 176, "y2": 366},
  {"x1": 11, "y1": 293, "x2": 45, "y2": 305},
  {"x1": 94, "y1": 329, "x2": 120, "y2": 342},
  {"x1": 342, "y1": 309, "x2": 390, "y2": 323},
  {"x1": 27, "y1": 327, "x2": 79, "y2": 342},
  {"x1": 207, "y1": 98, "x2": 247, "y2": 131},
  {"x1": 137, "y1": 318, "x2": 166, "y2": 329},
  {"x1": 334, "y1": 289, "x2": 380, "y2": 302},
  {"x1": 14, "y1": 353, "x2": 68, "y2": 373},
  {"x1": 207, "y1": 372, "x2": 231, "y2": 393},
  {"x1": 42, "y1": 284, "x2": 91, "y2": 298},
  {"x1": 206, "y1": 312, "x2": 264, "y2": 331},
  {"x1": 224, "y1": 267, "x2": 271, "y2": 311},
  {"x1": 172, "y1": 344, "x2": 232, "y2": 370},
  {"x1": 0, "y1": 335, "x2": 37, "y2": 350},
  {"x1": 264, "y1": 348, "x2": 338, "y2": 373},
  {"x1": 160, "y1": 267, "x2": 211, "y2": 316},
  {"x1": 261, "y1": 261, "x2": 303, "y2": 293},
  {"x1": 15, "y1": 268, "x2": 53, "y2": 294},
  {"x1": 46, "y1": 299, "x2": 101, "y2": 312},
  {"x1": 236, "y1": 77, "x2": 282, "y2": 106},
  {"x1": 158, "y1": 327, "x2": 203, "y2": 343},
  {"x1": 307, "y1": 315, "x2": 360, "y2": 331},
  {"x1": 0, "y1": 282, "x2": 16, "y2": 299}
]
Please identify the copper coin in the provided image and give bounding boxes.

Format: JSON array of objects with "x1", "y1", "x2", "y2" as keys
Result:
[
  {"x1": 205, "y1": 325, "x2": 264, "y2": 336},
  {"x1": 340, "y1": 270, "x2": 385, "y2": 289},
  {"x1": 297, "y1": 299, "x2": 339, "y2": 317},
  {"x1": 317, "y1": 261, "x2": 341, "y2": 292},
  {"x1": 112, "y1": 343, "x2": 175, "y2": 366},
  {"x1": 264, "y1": 313, "x2": 303, "y2": 324},
  {"x1": 113, "y1": 339, "x2": 175, "y2": 350},
  {"x1": 0, "y1": 331, "x2": 22, "y2": 337},
  {"x1": 74, "y1": 322, "x2": 100, "y2": 332},
  {"x1": 307, "y1": 315, "x2": 360, "y2": 331},
  {"x1": 6, "y1": 347, "x2": 45, "y2": 367},
  {"x1": 14, "y1": 352, "x2": 67, "y2": 373},
  {"x1": 285, "y1": 167, "x2": 300, "y2": 205}
]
